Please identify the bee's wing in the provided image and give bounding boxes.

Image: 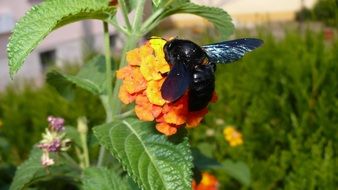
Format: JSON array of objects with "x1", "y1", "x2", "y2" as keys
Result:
[
  {"x1": 202, "y1": 38, "x2": 263, "y2": 64},
  {"x1": 161, "y1": 63, "x2": 191, "y2": 102}
]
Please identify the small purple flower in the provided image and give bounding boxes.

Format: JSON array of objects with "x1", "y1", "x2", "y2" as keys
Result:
[
  {"x1": 48, "y1": 116, "x2": 65, "y2": 132},
  {"x1": 47, "y1": 139, "x2": 61, "y2": 152}
]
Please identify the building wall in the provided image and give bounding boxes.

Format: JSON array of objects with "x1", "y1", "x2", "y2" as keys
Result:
[
  {"x1": 169, "y1": 0, "x2": 317, "y2": 27},
  {"x1": 0, "y1": 0, "x2": 122, "y2": 90}
]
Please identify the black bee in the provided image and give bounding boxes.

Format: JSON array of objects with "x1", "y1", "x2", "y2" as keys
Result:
[{"x1": 161, "y1": 38, "x2": 263, "y2": 112}]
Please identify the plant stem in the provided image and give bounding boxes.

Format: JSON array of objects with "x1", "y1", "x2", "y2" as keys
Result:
[
  {"x1": 103, "y1": 22, "x2": 113, "y2": 122},
  {"x1": 132, "y1": 0, "x2": 146, "y2": 30},
  {"x1": 97, "y1": 22, "x2": 114, "y2": 167},
  {"x1": 119, "y1": 0, "x2": 132, "y2": 31},
  {"x1": 98, "y1": 0, "x2": 147, "y2": 166}
]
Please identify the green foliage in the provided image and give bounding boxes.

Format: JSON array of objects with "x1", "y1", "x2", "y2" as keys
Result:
[
  {"x1": 7, "y1": 0, "x2": 115, "y2": 77},
  {"x1": 190, "y1": 30, "x2": 338, "y2": 189},
  {"x1": 94, "y1": 118, "x2": 193, "y2": 190},
  {"x1": 47, "y1": 55, "x2": 113, "y2": 96},
  {"x1": 312, "y1": 0, "x2": 337, "y2": 27},
  {"x1": 82, "y1": 167, "x2": 130, "y2": 190},
  {"x1": 9, "y1": 149, "x2": 43, "y2": 190},
  {"x1": 149, "y1": 1, "x2": 234, "y2": 39},
  {"x1": 295, "y1": 0, "x2": 337, "y2": 27},
  {"x1": 9, "y1": 149, "x2": 81, "y2": 190},
  {"x1": 221, "y1": 160, "x2": 250, "y2": 186},
  {"x1": 0, "y1": 84, "x2": 105, "y2": 165}
]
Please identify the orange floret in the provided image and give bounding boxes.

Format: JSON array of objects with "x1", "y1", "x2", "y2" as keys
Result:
[
  {"x1": 126, "y1": 44, "x2": 153, "y2": 66},
  {"x1": 116, "y1": 65, "x2": 133, "y2": 79},
  {"x1": 146, "y1": 79, "x2": 166, "y2": 106},
  {"x1": 186, "y1": 108, "x2": 208, "y2": 128},
  {"x1": 163, "y1": 95, "x2": 188, "y2": 125},
  {"x1": 118, "y1": 85, "x2": 137, "y2": 104},
  {"x1": 156, "y1": 123, "x2": 178, "y2": 136},
  {"x1": 123, "y1": 68, "x2": 147, "y2": 94},
  {"x1": 193, "y1": 172, "x2": 219, "y2": 190},
  {"x1": 135, "y1": 94, "x2": 154, "y2": 121},
  {"x1": 140, "y1": 55, "x2": 163, "y2": 81}
]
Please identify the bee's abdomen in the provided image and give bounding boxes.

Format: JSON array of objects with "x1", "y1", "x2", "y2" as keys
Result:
[{"x1": 188, "y1": 64, "x2": 215, "y2": 111}]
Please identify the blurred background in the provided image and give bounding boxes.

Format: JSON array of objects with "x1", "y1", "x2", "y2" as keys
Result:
[{"x1": 0, "y1": 0, "x2": 337, "y2": 189}]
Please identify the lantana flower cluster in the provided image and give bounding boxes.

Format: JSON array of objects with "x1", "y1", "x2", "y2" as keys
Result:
[
  {"x1": 37, "y1": 116, "x2": 71, "y2": 167},
  {"x1": 117, "y1": 38, "x2": 214, "y2": 136},
  {"x1": 192, "y1": 172, "x2": 219, "y2": 190},
  {"x1": 223, "y1": 125, "x2": 243, "y2": 147}
]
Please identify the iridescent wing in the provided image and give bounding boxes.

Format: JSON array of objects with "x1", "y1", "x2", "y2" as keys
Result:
[
  {"x1": 202, "y1": 38, "x2": 263, "y2": 64},
  {"x1": 161, "y1": 63, "x2": 191, "y2": 102}
]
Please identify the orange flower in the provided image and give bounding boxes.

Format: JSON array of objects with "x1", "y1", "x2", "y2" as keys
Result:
[
  {"x1": 162, "y1": 95, "x2": 188, "y2": 125},
  {"x1": 155, "y1": 123, "x2": 178, "y2": 136},
  {"x1": 186, "y1": 108, "x2": 208, "y2": 128},
  {"x1": 118, "y1": 85, "x2": 137, "y2": 104},
  {"x1": 116, "y1": 37, "x2": 216, "y2": 135},
  {"x1": 193, "y1": 172, "x2": 219, "y2": 190},
  {"x1": 126, "y1": 44, "x2": 153, "y2": 66}
]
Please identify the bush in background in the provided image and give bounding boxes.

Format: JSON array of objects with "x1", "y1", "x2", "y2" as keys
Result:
[{"x1": 190, "y1": 30, "x2": 337, "y2": 189}]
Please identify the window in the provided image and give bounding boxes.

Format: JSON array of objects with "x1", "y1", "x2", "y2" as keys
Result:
[{"x1": 39, "y1": 49, "x2": 56, "y2": 72}]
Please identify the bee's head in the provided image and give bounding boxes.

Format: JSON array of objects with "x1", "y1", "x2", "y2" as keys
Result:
[{"x1": 164, "y1": 39, "x2": 206, "y2": 67}]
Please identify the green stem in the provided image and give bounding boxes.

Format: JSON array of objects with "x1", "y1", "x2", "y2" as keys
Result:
[
  {"x1": 97, "y1": 22, "x2": 114, "y2": 167},
  {"x1": 119, "y1": 0, "x2": 132, "y2": 31},
  {"x1": 132, "y1": 0, "x2": 146, "y2": 31},
  {"x1": 141, "y1": 8, "x2": 164, "y2": 33},
  {"x1": 103, "y1": 22, "x2": 114, "y2": 122},
  {"x1": 97, "y1": 0, "x2": 147, "y2": 167},
  {"x1": 80, "y1": 132, "x2": 90, "y2": 168}
]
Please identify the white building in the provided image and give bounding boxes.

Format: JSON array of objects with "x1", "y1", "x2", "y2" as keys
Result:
[
  {"x1": 0, "y1": 0, "x2": 123, "y2": 90},
  {"x1": 171, "y1": 0, "x2": 317, "y2": 28}
]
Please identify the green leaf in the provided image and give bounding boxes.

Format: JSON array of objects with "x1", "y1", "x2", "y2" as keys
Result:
[
  {"x1": 47, "y1": 55, "x2": 112, "y2": 95},
  {"x1": 161, "y1": 2, "x2": 234, "y2": 38},
  {"x1": 83, "y1": 167, "x2": 130, "y2": 190},
  {"x1": 222, "y1": 159, "x2": 251, "y2": 186},
  {"x1": 124, "y1": 0, "x2": 138, "y2": 12},
  {"x1": 7, "y1": 0, "x2": 116, "y2": 77},
  {"x1": 10, "y1": 148, "x2": 81, "y2": 190},
  {"x1": 65, "y1": 125, "x2": 81, "y2": 147},
  {"x1": 10, "y1": 148, "x2": 43, "y2": 190},
  {"x1": 192, "y1": 149, "x2": 222, "y2": 170},
  {"x1": 93, "y1": 118, "x2": 193, "y2": 190}
]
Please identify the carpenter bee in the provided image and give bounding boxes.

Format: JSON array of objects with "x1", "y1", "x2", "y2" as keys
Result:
[{"x1": 161, "y1": 38, "x2": 263, "y2": 111}]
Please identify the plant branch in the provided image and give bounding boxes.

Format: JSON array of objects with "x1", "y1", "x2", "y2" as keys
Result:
[
  {"x1": 132, "y1": 0, "x2": 146, "y2": 31},
  {"x1": 119, "y1": 0, "x2": 132, "y2": 31}
]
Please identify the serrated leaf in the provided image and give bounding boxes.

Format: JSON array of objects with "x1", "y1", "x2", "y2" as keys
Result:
[
  {"x1": 93, "y1": 118, "x2": 193, "y2": 190},
  {"x1": 10, "y1": 148, "x2": 43, "y2": 190},
  {"x1": 7, "y1": 0, "x2": 116, "y2": 77},
  {"x1": 10, "y1": 148, "x2": 81, "y2": 190},
  {"x1": 222, "y1": 159, "x2": 251, "y2": 186},
  {"x1": 83, "y1": 167, "x2": 130, "y2": 190},
  {"x1": 47, "y1": 55, "x2": 112, "y2": 95},
  {"x1": 161, "y1": 2, "x2": 234, "y2": 38}
]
